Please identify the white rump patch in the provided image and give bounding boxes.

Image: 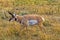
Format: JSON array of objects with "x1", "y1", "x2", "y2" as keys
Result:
[{"x1": 28, "y1": 20, "x2": 38, "y2": 25}]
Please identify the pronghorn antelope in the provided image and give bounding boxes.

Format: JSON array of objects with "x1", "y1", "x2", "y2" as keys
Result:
[{"x1": 8, "y1": 11, "x2": 45, "y2": 30}]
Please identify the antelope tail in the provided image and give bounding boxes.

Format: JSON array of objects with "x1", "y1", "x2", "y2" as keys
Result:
[{"x1": 41, "y1": 17, "x2": 45, "y2": 22}]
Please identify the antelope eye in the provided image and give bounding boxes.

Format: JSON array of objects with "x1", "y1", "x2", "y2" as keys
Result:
[{"x1": 15, "y1": 18, "x2": 17, "y2": 21}]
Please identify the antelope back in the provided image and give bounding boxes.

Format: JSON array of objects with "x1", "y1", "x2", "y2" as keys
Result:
[{"x1": 23, "y1": 15, "x2": 43, "y2": 22}]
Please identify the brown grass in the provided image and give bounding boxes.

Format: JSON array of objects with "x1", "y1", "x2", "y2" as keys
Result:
[{"x1": 0, "y1": 0, "x2": 60, "y2": 40}]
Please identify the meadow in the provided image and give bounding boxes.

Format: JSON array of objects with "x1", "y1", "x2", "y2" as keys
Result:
[{"x1": 0, "y1": 0, "x2": 60, "y2": 40}]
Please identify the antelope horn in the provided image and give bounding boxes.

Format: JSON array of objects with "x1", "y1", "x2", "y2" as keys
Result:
[{"x1": 8, "y1": 11, "x2": 14, "y2": 17}]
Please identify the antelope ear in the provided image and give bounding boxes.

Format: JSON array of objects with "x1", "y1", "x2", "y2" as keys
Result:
[{"x1": 13, "y1": 14, "x2": 16, "y2": 17}]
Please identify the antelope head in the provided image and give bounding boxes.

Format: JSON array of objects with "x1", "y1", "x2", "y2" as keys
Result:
[{"x1": 8, "y1": 11, "x2": 17, "y2": 21}]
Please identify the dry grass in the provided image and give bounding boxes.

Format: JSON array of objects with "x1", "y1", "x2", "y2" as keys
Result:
[{"x1": 0, "y1": 0, "x2": 60, "y2": 40}]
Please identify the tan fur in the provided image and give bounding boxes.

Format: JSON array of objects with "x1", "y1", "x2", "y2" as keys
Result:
[{"x1": 16, "y1": 15, "x2": 44, "y2": 27}]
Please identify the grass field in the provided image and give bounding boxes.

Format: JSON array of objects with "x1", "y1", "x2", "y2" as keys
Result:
[{"x1": 0, "y1": 0, "x2": 60, "y2": 40}]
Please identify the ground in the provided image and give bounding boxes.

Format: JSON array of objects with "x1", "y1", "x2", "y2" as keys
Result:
[{"x1": 0, "y1": 0, "x2": 60, "y2": 40}]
